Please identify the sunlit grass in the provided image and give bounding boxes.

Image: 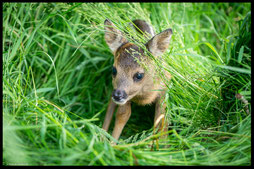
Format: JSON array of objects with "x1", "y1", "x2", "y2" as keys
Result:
[{"x1": 3, "y1": 2, "x2": 251, "y2": 166}]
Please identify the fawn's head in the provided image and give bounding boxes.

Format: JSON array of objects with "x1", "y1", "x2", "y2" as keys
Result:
[{"x1": 104, "y1": 19, "x2": 172, "y2": 105}]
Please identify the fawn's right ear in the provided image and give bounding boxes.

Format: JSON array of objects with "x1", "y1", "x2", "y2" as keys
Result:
[{"x1": 104, "y1": 19, "x2": 128, "y2": 54}]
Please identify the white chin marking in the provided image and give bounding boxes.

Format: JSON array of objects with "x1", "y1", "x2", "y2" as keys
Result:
[{"x1": 112, "y1": 97, "x2": 127, "y2": 105}]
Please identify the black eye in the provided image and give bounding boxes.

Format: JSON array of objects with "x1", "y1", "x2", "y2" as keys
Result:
[
  {"x1": 133, "y1": 72, "x2": 144, "y2": 82},
  {"x1": 112, "y1": 67, "x2": 117, "y2": 76}
]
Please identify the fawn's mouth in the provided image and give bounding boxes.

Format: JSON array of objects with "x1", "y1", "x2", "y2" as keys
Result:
[{"x1": 112, "y1": 97, "x2": 128, "y2": 105}]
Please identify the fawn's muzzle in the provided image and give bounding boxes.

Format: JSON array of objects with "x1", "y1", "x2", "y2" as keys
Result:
[{"x1": 112, "y1": 89, "x2": 127, "y2": 104}]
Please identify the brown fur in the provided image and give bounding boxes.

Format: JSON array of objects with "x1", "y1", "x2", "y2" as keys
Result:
[
  {"x1": 102, "y1": 19, "x2": 172, "y2": 142},
  {"x1": 105, "y1": 26, "x2": 117, "y2": 44},
  {"x1": 113, "y1": 42, "x2": 167, "y2": 105},
  {"x1": 131, "y1": 19, "x2": 155, "y2": 38}
]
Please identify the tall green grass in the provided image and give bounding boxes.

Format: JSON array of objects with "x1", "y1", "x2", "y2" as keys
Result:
[{"x1": 3, "y1": 3, "x2": 251, "y2": 165}]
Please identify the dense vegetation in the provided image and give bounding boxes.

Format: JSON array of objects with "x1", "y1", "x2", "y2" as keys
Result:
[{"x1": 3, "y1": 3, "x2": 251, "y2": 165}]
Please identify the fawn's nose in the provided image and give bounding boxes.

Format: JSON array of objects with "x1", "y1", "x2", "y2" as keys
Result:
[{"x1": 112, "y1": 89, "x2": 127, "y2": 102}]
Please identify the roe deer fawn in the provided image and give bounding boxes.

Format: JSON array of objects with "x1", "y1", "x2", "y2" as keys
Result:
[{"x1": 102, "y1": 19, "x2": 172, "y2": 143}]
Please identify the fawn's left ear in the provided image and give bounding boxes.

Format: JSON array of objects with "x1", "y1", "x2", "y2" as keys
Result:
[
  {"x1": 104, "y1": 19, "x2": 128, "y2": 54},
  {"x1": 146, "y1": 28, "x2": 172, "y2": 57}
]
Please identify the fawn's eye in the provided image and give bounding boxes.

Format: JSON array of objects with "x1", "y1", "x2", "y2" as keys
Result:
[
  {"x1": 112, "y1": 67, "x2": 117, "y2": 76},
  {"x1": 133, "y1": 72, "x2": 144, "y2": 82}
]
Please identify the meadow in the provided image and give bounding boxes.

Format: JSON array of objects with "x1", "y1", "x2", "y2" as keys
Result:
[{"x1": 3, "y1": 3, "x2": 251, "y2": 165}]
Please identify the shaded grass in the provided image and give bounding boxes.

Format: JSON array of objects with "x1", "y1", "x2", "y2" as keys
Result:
[{"x1": 3, "y1": 2, "x2": 251, "y2": 166}]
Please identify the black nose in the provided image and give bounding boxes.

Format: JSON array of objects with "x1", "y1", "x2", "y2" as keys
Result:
[{"x1": 112, "y1": 89, "x2": 127, "y2": 101}]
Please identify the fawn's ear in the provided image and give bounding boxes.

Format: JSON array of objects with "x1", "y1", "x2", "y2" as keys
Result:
[
  {"x1": 146, "y1": 29, "x2": 172, "y2": 57},
  {"x1": 104, "y1": 19, "x2": 128, "y2": 54}
]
